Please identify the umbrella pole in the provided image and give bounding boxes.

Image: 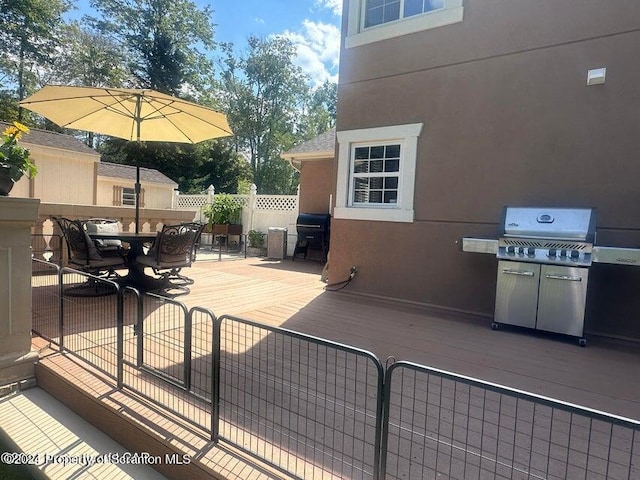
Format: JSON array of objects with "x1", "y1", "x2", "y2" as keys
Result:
[{"x1": 135, "y1": 166, "x2": 141, "y2": 234}]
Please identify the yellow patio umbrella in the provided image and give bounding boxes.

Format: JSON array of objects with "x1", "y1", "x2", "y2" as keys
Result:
[{"x1": 20, "y1": 85, "x2": 233, "y2": 231}]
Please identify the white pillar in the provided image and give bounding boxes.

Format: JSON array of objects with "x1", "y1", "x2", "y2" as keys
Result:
[{"x1": 0, "y1": 197, "x2": 40, "y2": 386}]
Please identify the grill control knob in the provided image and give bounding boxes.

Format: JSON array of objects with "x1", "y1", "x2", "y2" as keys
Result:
[
  {"x1": 527, "y1": 247, "x2": 536, "y2": 256},
  {"x1": 560, "y1": 249, "x2": 568, "y2": 257},
  {"x1": 570, "y1": 250, "x2": 580, "y2": 259},
  {"x1": 548, "y1": 249, "x2": 557, "y2": 257},
  {"x1": 518, "y1": 247, "x2": 525, "y2": 254},
  {"x1": 507, "y1": 246, "x2": 515, "y2": 254}
]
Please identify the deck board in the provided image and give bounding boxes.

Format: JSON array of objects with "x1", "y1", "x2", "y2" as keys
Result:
[{"x1": 179, "y1": 258, "x2": 640, "y2": 420}]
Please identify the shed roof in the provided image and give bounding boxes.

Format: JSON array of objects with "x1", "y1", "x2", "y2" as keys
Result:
[
  {"x1": 98, "y1": 162, "x2": 177, "y2": 186},
  {"x1": 1, "y1": 121, "x2": 99, "y2": 156},
  {"x1": 281, "y1": 127, "x2": 335, "y2": 160}
]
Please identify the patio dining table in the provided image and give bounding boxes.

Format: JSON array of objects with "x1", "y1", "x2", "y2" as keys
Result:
[{"x1": 88, "y1": 231, "x2": 165, "y2": 291}]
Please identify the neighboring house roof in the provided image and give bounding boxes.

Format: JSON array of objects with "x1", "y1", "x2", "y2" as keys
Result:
[
  {"x1": 281, "y1": 127, "x2": 336, "y2": 161},
  {"x1": 98, "y1": 162, "x2": 177, "y2": 187},
  {"x1": 0, "y1": 121, "x2": 99, "y2": 156}
]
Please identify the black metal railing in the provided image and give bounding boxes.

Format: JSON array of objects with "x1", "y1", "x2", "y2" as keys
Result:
[
  {"x1": 381, "y1": 362, "x2": 639, "y2": 480},
  {"x1": 214, "y1": 315, "x2": 385, "y2": 480},
  {"x1": 31, "y1": 259, "x2": 639, "y2": 480}
]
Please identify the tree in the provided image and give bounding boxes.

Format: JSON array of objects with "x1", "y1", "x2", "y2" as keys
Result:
[
  {"x1": 299, "y1": 80, "x2": 337, "y2": 140},
  {"x1": 0, "y1": 0, "x2": 71, "y2": 121},
  {"x1": 89, "y1": 0, "x2": 215, "y2": 95},
  {"x1": 220, "y1": 36, "x2": 309, "y2": 194},
  {"x1": 53, "y1": 23, "x2": 127, "y2": 88},
  {"x1": 198, "y1": 140, "x2": 253, "y2": 194},
  {"x1": 98, "y1": 139, "x2": 208, "y2": 193}
]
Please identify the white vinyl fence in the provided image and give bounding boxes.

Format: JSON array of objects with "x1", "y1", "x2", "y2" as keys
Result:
[{"x1": 174, "y1": 184, "x2": 299, "y2": 254}]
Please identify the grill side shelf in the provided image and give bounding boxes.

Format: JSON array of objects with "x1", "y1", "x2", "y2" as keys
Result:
[
  {"x1": 592, "y1": 246, "x2": 640, "y2": 266},
  {"x1": 461, "y1": 238, "x2": 498, "y2": 254}
]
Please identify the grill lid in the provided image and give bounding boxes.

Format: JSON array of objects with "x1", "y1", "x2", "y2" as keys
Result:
[{"x1": 500, "y1": 207, "x2": 596, "y2": 242}]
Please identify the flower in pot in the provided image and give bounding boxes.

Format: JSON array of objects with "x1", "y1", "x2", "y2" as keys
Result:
[
  {"x1": 201, "y1": 193, "x2": 244, "y2": 235},
  {"x1": 0, "y1": 121, "x2": 37, "y2": 195}
]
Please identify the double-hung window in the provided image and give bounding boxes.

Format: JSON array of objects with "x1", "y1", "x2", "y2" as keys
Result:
[
  {"x1": 335, "y1": 123, "x2": 423, "y2": 223},
  {"x1": 346, "y1": 0, "x2": 464, "y2": 48},
  {"x1": 351, "y1": 143, "x2": 401, "y2": 205}
]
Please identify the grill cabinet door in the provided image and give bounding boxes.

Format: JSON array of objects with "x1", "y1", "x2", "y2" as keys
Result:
[
  {"x1": 536, "y1": 265, "x2": 588, "y2": 337},
  {"x1": 495, "y1": 261, "x2": 540, "y2": 328}
]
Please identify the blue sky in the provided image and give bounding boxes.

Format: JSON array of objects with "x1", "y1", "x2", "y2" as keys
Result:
[{"x1": 67, "y1": 0, "x2": 342, "y2": 86}]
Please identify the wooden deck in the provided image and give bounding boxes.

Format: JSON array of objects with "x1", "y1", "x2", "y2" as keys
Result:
[
  {"x1": 30, "y1": 256, "x2": 640, "y2": 479},
  {"x1": 179, "y1": 257, "x2": 640, "y2": 421}
]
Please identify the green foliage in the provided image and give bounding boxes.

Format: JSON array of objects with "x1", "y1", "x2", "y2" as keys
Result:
[
  {"x1": 202, "y1": 194, "x2": 243, "y2": 226},
  {"x1": 53, "y1": 23, "x2": 127, "y2": 88},
  {"x1": 0, "y1": 0, "x2": 71, "y2": 119},
  {"x1": 0, "y1": 122, "x2": 37, "y2": 181},
  {"x1": 247, "y1": 230, "x2": 265, "y2": 248},
  {"x1": 89, "y1": 0, "x2": 215, "y2": 95},
  {"x1": 220, "y1": 36, "x2": 309, "y2": 194},
  {"x1": 198, "y1": 140, "x2": 253, "y2": 194}
]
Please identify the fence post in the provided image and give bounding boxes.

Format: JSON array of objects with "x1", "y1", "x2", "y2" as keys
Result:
[{"x1": 249, "y1": 183, "x2": 257, "y2": 232}]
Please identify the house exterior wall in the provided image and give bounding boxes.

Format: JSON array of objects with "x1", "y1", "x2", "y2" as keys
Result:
[
  {"x1": 332, "y1": 0, "x2": 640, "y2": 340},
  {"x1": 96, "y1": 178, "x2": 175, "y2": 209},
  {"x1": 12, "y1": 145, "x2": 97, "y2": 204},
  {"x1": 299, "y1": 158, "x2": 334, "y2": 214}
]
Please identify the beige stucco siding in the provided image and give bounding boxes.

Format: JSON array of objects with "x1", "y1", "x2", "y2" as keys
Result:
[
  {"x1": 332, "y1": 0, "x2": 640, "y2": 340},
  {"x1": 13, "y1": 144, "x2": 97, "y2": 204},
  {"x1": 96, "y1": 177, "x2": 174, "y2": 209},
  {"x1": 299, "y1": 158, "x2": 334, "y2": 214}
]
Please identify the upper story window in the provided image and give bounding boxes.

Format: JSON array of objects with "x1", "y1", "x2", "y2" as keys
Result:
[
  {"x1": 346, "y1": 0, "x2": 463, "y2": 49},
  {"x1": 365, "y1": 0, "x2": 445, "y2": 28}
]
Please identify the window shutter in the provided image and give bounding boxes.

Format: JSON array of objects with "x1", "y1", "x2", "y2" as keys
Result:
[
  {"x1": 140, "y1": 188, "x2": 145, "y2": 208},
  {"x1": 113, "y1": 186, "x2": 123, "y2": 206}
]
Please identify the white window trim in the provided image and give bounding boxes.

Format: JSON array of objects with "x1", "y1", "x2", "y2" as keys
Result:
[
  {"x1": 335, "y1": 123, "x2": 423, "y2": 223},
  {"x1": 345, "y1": 0, "x2": 464, "y2": 49}
]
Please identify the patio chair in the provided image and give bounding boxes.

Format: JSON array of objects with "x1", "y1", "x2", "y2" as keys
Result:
[
  {"x1": 53, "y1": 217, "x2": 127, "y2": 278},
  {"x1": 84, "y1": 218, "x2": 129, "y2": 257},
  {"x1": 135, "y1": 223, "x2": 205, "y2": 293}
]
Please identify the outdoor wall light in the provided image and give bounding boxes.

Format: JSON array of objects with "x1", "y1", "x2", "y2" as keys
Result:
[{"x1": 587, "y1": 68, "x2": 606, "y2": 86}]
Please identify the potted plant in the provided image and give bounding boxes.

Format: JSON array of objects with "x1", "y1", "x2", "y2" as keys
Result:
[
  {"x1": 247, "y1": 229, "x2": 266, "y2": 256},
  {"x1": 0, "y1": 122, "x2": 37, "y2": 196},
  {"x1": 201, "y1": 193, "x2": 244, "y2": 236}
]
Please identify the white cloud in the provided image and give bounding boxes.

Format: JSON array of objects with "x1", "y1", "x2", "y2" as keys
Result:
[
  {"x1": 254, "y1": 17, "x2": 265, "y2": 25},
  {"x1": 315, "y1": 0, "x2": 342, "y2": 16},
  {"x1": 283, "y1": 20, "x2": 341, "y2": 87}
]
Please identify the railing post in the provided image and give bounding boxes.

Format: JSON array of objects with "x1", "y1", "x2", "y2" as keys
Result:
[
  {"x1": 58, "y1": 268, "x2": 64, "y2": 351},
  {"x1": 116, "y1": 287, "x2": 124, "y2": 389},
  {"x1": 211, "y1": 316, "x2": 221, "y2": 443},
  {"x1": 184, "y1": 308, "x2": 192, "y2": 391}
]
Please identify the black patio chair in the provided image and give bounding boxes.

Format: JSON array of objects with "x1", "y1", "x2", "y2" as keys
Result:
[
  {"x1": 53, "y1": 216, "x2": 127, "y2": 278},
  {"x1": 135, "y1": 222, "x2": 205, "y2": 293}
]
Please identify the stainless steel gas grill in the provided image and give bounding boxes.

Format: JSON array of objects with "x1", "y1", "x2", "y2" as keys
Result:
[
  {"x1": 462, "y1": 206, "x2": 640, "y2": 345},
  {"x1": 494, "y1": 207, "x2": 596, "y2": 346}
]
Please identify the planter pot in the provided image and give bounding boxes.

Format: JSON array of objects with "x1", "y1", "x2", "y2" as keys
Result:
[
  {"x1": 0, "y1": 166, "x2": 15, "y2": 196},
  {"x1": 211, "y1": 224, "x2": 242, "y2": 236},
  {"x1": 247, "y1": 246, "x2": 267, "y2": 257}
]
